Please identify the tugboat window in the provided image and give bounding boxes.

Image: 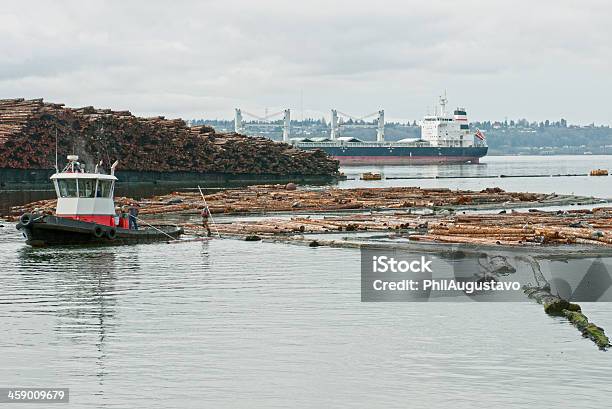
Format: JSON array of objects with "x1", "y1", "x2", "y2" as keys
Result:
[
  {"x1": 58, "y1": 179, "x2": 78, "y2": 198},
  {"x1": 78, "y1": 179, "x2": 96, "y2": 198},
  {"x1": 97, "y1": 180, "x2": 112, "y2": 198}
]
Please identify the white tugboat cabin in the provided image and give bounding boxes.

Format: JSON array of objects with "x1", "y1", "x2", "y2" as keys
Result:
[{"x1": 50, "y1": 155, "x2": 118, "y2": 227}]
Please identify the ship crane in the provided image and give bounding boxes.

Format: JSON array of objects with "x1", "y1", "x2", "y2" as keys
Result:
[
  {"x1": 234, "y1": 107, "x2": 385, "y2": 143},
  {"x1": 330, "y1": 109, "x2": 385, "y2": 142},
  {"x1": 235, "y1": 108, "x2": 291, "y2": 142}
]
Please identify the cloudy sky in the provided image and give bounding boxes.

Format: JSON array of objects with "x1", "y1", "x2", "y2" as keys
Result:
[{"x1": 1, "y1": 0, "x2": 610, "y2": 123}]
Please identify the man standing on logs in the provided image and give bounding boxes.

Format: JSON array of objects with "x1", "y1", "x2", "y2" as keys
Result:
[{"x1": 201, "y1": 207, "x2": 212, "y2": 237}]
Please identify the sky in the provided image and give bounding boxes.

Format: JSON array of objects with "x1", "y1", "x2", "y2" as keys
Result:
[{"x1": 1, "y1": 0, "x2": 611, "y2": 124}]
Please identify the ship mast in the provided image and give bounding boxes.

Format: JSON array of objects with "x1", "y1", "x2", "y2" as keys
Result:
[{"x1": 439, "y1": 92, "x2": 448, "y2": 117}]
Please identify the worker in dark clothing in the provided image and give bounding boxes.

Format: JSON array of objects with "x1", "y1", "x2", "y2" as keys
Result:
[
  {"x1": 128, "y1": 205, "x2": 139, "y2": 230},
  {"x1": 201, "y1": 207, "x2": 212, "y2": 237}
]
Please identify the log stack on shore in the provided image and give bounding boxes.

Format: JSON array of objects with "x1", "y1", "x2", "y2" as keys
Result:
[{"x1": 0, "y1": 98, "x2": 338, "y2": 175}]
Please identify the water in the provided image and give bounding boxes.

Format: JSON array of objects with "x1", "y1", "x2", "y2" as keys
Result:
[
  {"x1": 2, "y1": 156, "x2": 612, "y2": 408},
  {"x1": 2, "y1": 230, "x2": 611, "y2": 408},
  {"x1": 339, "y1": 155, "x2": 612, "y2": 197}
]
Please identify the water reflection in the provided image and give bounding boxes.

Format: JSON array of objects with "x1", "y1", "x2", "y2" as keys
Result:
[
  {"x1": 341, "y1": 161, "x2": 489, "y2": 180},
  {"x1": 18, "y1": 247, "x2": 126, "y2": 384}
]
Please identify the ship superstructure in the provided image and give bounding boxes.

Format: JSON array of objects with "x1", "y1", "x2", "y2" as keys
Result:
[{"x1": 420, "y1": 95, "x2": 475, "y2": 148}]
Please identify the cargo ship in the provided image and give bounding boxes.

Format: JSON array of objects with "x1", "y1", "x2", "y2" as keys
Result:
[{"x1": 293, "y1": 96, "x2": 487, "y2": 165}]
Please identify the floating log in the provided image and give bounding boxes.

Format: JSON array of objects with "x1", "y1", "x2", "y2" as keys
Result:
[
  {"x1": 520, "y1": 255, "x2": 610, "y2": 350},
  {"x1": 524, "y1": 285, "x2": 610, "y2": 350},
  {"x1": 361, "y1": 172, "x2": 382, "y2": 180}
]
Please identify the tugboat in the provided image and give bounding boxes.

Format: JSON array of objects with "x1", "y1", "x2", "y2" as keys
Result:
[{"x1": 16, "y1": 155, "x2": 183, "y2": 246}]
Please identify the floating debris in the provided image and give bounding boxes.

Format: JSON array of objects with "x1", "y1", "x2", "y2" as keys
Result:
[
  {"x1": 360, "y1": 172, "x2": 382, "y2": 180},
  {"x1": 590, "y1": 169, "x2": 609, "y2": 176}
]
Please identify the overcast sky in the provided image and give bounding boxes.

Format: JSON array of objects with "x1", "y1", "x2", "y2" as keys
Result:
[{"x1": 1, "y1": 0, "x2": 610, "y2": 124}]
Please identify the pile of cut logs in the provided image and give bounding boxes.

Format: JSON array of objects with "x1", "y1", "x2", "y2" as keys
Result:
[
  {"x1": 0, "y1": 98, "x2": 338, "y2": 175},
  {"x1": 7, "y1": 184, "x2": 591, "y2": 218}
]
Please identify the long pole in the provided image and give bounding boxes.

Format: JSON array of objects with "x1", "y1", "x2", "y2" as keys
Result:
[
  {"x1": 55, "y1": 128, "x2": 59, "y2": 172},
  {"x1": 133, "y1": 215, "x2": 178, "y2": 241},
  {"x1": 198, "y1": 185, "x2": 221, "y2": 238}
]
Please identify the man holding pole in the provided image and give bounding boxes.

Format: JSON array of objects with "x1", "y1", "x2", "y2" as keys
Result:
[{"x1": 201, "y1": 206, "x2": 212, "y2": 237}]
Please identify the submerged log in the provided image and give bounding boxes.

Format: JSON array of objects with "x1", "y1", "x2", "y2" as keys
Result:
[
  {"x1": 524, "y1": 285, "x2": 610, "y2": 350},
  {"x1": 563, "y1": 310, "x2": 611, "y2": 350},
  {"x1": 522, "y1": 255, "x2": 611, "y2": 350}
]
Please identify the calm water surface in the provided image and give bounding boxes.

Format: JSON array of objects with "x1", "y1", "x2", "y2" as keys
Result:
[
  {"x1": 339, "y1": 155, "x2": 612, "y2": 197},
  {"x1": 1, "y1": 155, "x2": 612, "y2": 408},
  {"x1": 1, "y1": 228, "x2": 611, "y2": 408}
]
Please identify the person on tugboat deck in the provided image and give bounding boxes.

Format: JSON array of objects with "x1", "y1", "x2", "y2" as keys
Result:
[
  {"x1": 128, "y1": 204, "x2": 139, "y2": 230},
  {"x1": 120, "y1": 205, "x2": 129, "y2": 228},
  {"x1": 114, "y1": 207, "x2": 121, "y2": 227}
]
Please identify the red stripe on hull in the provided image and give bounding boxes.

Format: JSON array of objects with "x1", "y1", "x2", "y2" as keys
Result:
[
  {"x1": 57, "y1": 214, "x2": 116, "y2": 227},
  {"x1": 335, "y1": 156, "x2": 481, "y2": 165}
]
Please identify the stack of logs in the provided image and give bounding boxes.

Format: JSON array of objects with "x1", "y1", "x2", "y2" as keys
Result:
[
  {"x1": 0, "y1": 98, "x2": 338, "y2": 175},
  {"x1": 8, "y1": 185, "x2": 561, "y2": 218}
]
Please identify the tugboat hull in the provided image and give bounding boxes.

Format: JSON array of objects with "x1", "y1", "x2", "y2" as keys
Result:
[{"x1": 16, "y1": 214, "x2": 183, "y2": 247}]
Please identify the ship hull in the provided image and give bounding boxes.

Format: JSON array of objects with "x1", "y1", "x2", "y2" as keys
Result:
[
  {"x1": 333, "y1": 155, "x2": 481, "y2": 165},
  {"x1": 297, "y1": 145, "x2": 488, "y2": 165},
  {"x1": 16, "y1": 214, "x2": 183, "y2": 247}
]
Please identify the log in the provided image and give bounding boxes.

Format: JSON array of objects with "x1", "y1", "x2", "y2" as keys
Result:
[{"x1": 524, "y1": 285, "x2": 610, "y2": 350}]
